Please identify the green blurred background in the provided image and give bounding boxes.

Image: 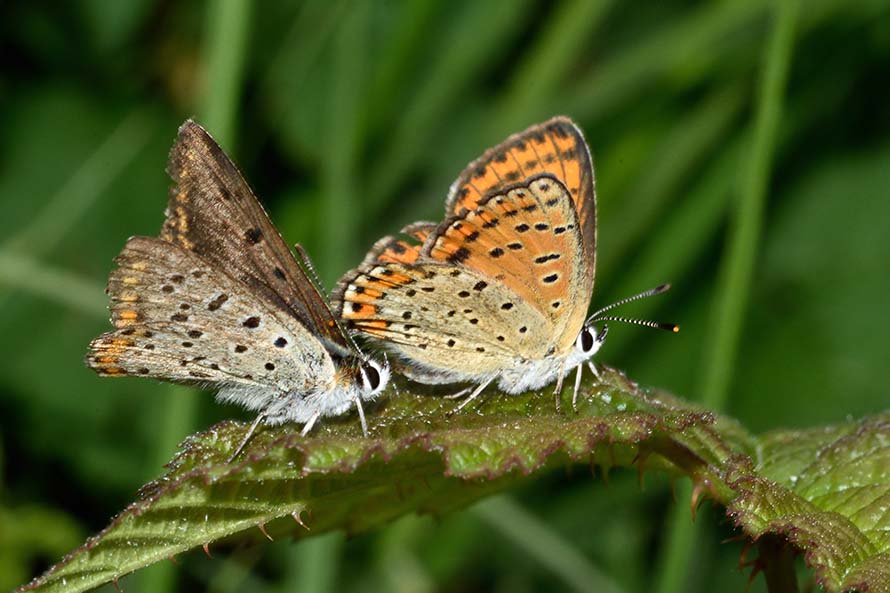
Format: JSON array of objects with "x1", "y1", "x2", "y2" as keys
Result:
[{"x1": 2, "y1": 0, "x2": 888, "y2": 591}]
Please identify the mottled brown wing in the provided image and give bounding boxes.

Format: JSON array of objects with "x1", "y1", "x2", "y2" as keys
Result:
[
  {"x1": 87, "y1": 236, "x2": 334, "y2": 392},
  {"x1": 162, "y1": 120, "x2": 350, "y2": 355},
  {"x1": 444, "y1": 116, "x2": 596, "y2": 292}
]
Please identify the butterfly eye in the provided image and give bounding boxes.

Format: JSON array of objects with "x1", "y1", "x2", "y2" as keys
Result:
[
  {"x1": 360, "y1": 359, "x2": 389, "y2": 395},
  {"x1": 363, "y1": 363, "x2": 380, "y2": 391},
  {"x1": 577, "y1": 327, "x2": 596, "y2": 353}
]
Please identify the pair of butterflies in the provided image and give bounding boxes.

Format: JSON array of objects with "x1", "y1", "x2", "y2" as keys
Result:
[{"x1": 88, "y1": 117, "x2": 675, "y2": 449}]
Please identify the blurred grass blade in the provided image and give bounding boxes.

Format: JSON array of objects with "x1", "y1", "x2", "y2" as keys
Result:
[
  {"x1": 701, "y1": 0, "x2": 799, "y2": 410},
  {"x1": 366, "y1": 0, "x2": 534, "y2": 215},
  {"x1": 567, "y1": 0, "x2": 766, "y2": 122},
  {"x1": 598, "y1": 87, "x2": 743, "y2": 282},
  {"x1": 600, "y1": 142, "x2": 742, "y2": 355},
  {"x1": 317, "y1": 2, "x2": 370, "y2": 285},
  {"x1": 285, "y1": 534, "x2": 344, "y2": 593},
  {"x1": 473, "y1": 496, "x2": 625, "y2": 593},
  {"x1": 200, "y1": 0, "x2": 253, "y2": 149},
  {"x1": 0, "y1": 250, "x2": 106, "y2": 318},
  {"x1": 262, "y1": 0, "x2": 349, "y2": 163},
  {"x1": 4, "y1": 110, "x2": 154, "y2": 255},
  {"x1": 654, "y1": 2, "x2": 800, "y2": 593},
  {"x1": 491, "y1": 0, "x2": 613, "y2": 134},
  {"x1": 362, "y1": 0, "x2": 447, "y2": 141}
]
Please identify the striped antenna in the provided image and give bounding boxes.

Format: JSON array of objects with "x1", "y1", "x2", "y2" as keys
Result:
[{"x1": 587, "y1": 284, "x2": 678, "y2": 333}]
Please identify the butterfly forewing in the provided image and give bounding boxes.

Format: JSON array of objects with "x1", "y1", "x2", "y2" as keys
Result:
[
  {"x1": 425, "y1": 176, "x2": 588, "y2": 349},
  {"x1": 162, "y1": 121, "x2": 351, "y2": 355},
  {"x1": 88, "y1": 236, "x2": 335, "y2": 398},
  {"x1": 445, "y1": 117, "x2": 596, "y2": 280}
]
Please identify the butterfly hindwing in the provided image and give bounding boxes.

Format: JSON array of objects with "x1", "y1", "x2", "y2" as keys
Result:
[
  {"x1": 338, "y1": 260, "x2": 550, "y2": 382},
  {"x1": 88, "y1": 236, "x2": 335, "y2": 401},
  {"x1": 359, "y1": 222, "x2": 437, "y2": 266}
]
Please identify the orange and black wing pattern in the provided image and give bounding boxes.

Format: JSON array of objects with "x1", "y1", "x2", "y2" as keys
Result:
[{"x1": 444, "y1": 117, "x2": 596, "y2": 270}]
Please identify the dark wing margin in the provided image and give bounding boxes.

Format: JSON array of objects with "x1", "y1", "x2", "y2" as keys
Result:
[{"x1": 161, "y1": 120, "x2": 352, "y2": 355}]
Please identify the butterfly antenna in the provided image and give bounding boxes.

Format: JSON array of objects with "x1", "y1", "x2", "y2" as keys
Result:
[
  {"x1": 293, "y1": 243, "x2": 330, "y2": 298},
  {"x1": 588, "y1": 284, "x2": 671, "y2": 320},
  {"x1": 587, "y1": 284, "x2": 678, "y2": 333},
  {"x1": 294, "y1": 243, "x2": 366, "y2": 356},
  {"x1": 592, "y1": 315, "x2": 678, "y2": 332}
]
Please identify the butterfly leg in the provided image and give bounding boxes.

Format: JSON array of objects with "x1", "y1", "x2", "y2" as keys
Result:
[
  {"x1": 300, "y1": 411, "x2": 322, "y2": 437},
  {"x1": 552, "y1": 361, "x2": 567, "y2": 413},
  {"x1": 571, "y1": 364, "x2": 584, "y2": 413},
  {"x1": 353, "y1": 396, "x2": 368, "y2": 437},
  {"x1": 444, "y1": 387, "x2": 472, "y2": 400},
  {"x1": 587, "y1": 361, "x2": 601, "y2": 381},
  {"x1": 228, "y1": 413, "x2": 266, "y2": 463},
  {"x1": 447, "y1": 378, "x2": 494, "y2": 416}
]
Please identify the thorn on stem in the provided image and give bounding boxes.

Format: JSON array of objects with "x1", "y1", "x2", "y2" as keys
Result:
[
  {"x1": 258, "y1": 522, "x2": 274, "y2": 541},
  {"x1": 690, "y1": 481, "x2": 707, "y2": 522},
  {"x1": 292, "y1": 510, "x2": 310, "y2": 530},
  {"x1": 203, "y1": 543, "x2": 213, "y2": 558}
]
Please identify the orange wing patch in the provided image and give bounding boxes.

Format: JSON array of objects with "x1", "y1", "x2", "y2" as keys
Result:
[
  {"x1": 338, "y1": 263, "x2": 425, "y2": 339},
  {"x1": 427, "y1": 175, "x2": 586, "y2": 329},
  {"x1": 364, "y1": 222, "x2": 437, "y2": 266},
  {"x1": 446, "y1": 118, "x2": 594, "y2": 238}
]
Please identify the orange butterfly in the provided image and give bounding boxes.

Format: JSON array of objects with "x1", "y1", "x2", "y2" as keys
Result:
[{"x1": 336, "y1": 117, "x2": 676, "y2": 411}]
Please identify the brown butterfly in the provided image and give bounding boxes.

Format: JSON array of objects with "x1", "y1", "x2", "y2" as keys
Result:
[{"x1": 87, "y1": 121, "x2": 389, "y2": 452}]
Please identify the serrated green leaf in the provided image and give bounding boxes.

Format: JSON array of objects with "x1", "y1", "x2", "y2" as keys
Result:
[
  {"x1": 729, "y1": 413, "x2": 890, "y2": 592},
  {"x1": 16, "y1": 369, "x2": 727, "y2": 593},
  {"x1": 15, "y1": 372, "x2": 890, "y2": 593}
]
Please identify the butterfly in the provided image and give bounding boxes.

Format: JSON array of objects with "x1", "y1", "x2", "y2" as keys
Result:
[
  {"x1": 335, "y1": 116, "x2": 675, "y2": 412},
  {"x1": 87, "y1": 120, "x2": 390, "y2": 453}
]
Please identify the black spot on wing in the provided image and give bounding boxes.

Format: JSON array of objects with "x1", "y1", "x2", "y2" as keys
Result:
[
  {"x1": 208, "y1": 294, "x2": 228, "y2": 310},
  {"x1": 534, "y1": 253, "x2": 561, "y2": 264},
  {"x1": 245, "y1": 228, "x2": 262, "y2": 244},
  {"x1": 448, "y1": 247, "x2": 471, "y2": 264}
]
